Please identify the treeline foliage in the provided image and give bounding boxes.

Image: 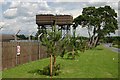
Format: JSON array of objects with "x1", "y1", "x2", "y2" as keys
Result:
[
  {"x1": 103, "y1": 36, "x2": 120, "y2": 45},
  {"x1": 74, "y1": 6, "x2": 118, "y2": 48},
  {"x1": 17, "y1": 34, "x2": 28, "y2": 40},
  {"x1": 17, "y1": 34, "x2": 36, "y2": 40}
]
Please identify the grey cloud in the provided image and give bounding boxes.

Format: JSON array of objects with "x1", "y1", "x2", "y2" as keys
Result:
[
  {"x1": 76, "y1": 26, "x2": 89, "y2": 37},
  {"x1": 3, "y1": 2, "x2": 50, "y2": 19},
  {"x1": 17, "y1": 16, "x2": 35, "y2": 23},
  {"x1": 117, "y1": 11, "x2": 119, "y2": 25},
  {"x1": 87, "y1": 2, "x2": 118, "y2": 11},
  {"x1": 118, "y1": 2, "x2": 120, "y2": 10},
  {"x1": 9, "y1": 1, "x2": 20, "y2": 8},
  {"x1": 87, "y1": 2, "x2": 107, "y2": 7},
  {"x1": 2, "y1": 1, "x2": 119, "y2": 36},
  {"x1": 17, "y1": 3, "x2": 36, "y2": 17},
  {"x1": 1, "y1": 18, "x2": 37, "y2": 35},
  {"x1": 0, "y1": 22, "x2": 5, "y2": 27},
  {"x1": 2, "y1": 1, "x2": 49, "y2": 35},
  {"x1": 3, "y1": 8, "x2": 18, "y2": 19}
]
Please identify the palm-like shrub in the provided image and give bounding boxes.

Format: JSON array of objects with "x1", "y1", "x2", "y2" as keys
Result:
[
  {"x1": 59, "y1": 36, "x2": 86, "y2": 59},
  {"x1": 41, "y1": 28, "x2": 61, "y2": 76},
  {"x1": 59, "y1": 36, "x2": 70, "y2": 58},
  {"x1": 67, "y1": 37, "x2": 80, "y2": 59}
]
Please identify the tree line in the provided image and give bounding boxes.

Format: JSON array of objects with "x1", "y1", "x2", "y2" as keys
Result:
[{"x1": 74, "y1": 5, "x2": 118, "y2": 48}]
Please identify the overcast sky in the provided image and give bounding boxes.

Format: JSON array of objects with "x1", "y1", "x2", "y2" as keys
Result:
[{"x1": 0, "y1": 0, "x2": 120, "y2": 37}]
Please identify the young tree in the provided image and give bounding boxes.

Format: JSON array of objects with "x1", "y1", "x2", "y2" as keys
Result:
[
  {"x1": 59, "y1": 35, "x2": 69, "y2": 58},
  {"x1": 41, "y1": 22, "x2": 61, "y2": 76},
  {"x1": 67, "y1": 37, "x2": 81, "y2": 60}
]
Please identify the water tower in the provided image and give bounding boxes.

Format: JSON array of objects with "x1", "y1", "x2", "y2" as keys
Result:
[{"x1": 36, "y1": 14, "x2": 73, "y2": 38}]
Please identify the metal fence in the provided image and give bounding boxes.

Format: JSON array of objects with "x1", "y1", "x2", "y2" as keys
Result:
[{"x1": 2, "y1": 42, "x2": 47, "y2": 70}]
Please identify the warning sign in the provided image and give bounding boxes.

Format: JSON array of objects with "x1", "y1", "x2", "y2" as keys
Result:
[{"x1": 17, "y1": 46, "x2": 20, "y2": 55}]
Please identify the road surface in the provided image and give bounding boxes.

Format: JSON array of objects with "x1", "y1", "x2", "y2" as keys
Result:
[{"x1": 104, "y1": 43, "x2": 120, "y2": 53}]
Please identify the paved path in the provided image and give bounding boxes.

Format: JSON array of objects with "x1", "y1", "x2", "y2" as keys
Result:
[{"x1": 104, "y1": 43, "x2": 120, "y2": 53}]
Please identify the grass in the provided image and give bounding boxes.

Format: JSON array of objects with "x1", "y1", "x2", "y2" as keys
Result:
[
  {"x1": 2, "y1": 45, "x2": 118, "y2": 78},
  {"x1": 112, "y1": 44, "x2": 120, "y2": 48}
]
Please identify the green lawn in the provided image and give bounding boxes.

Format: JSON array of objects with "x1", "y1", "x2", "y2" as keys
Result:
[
  {"x1": 2, "y1": 45, "x2": 118, "y2": 78},
  {"x1": 112, "y1": 44, "x2": 120, "y2": 48}
]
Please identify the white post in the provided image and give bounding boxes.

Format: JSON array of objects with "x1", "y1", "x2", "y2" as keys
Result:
[
  {"x1": 38, "y1": 33, "x2": 43, "y2": 59},
  {"x1": 14, "y1": 35, "x2": 17, "y2": 41},
  {"x1": 29, "y1": 36, "x2": 31, "y2": 41},
  {"x1": 29, "y1": 32, "x2": 34, "y2": 41},
  {"x1": 38, "y1": 33, "x2": 43, "y2": 41},
  {"x1": 15, "y1": 30, "x2": 21, "y2": 65},
  {"x1": 15, "y1": 30, "x2": 21, "y2": 41},
  {"x1": 0, "y1": 27, "x2": 3, "y2": 30}
]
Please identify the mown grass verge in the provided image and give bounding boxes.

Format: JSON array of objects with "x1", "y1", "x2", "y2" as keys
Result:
[{"x1": 2, "y1": 45, "x2": 118, "y2": 78}]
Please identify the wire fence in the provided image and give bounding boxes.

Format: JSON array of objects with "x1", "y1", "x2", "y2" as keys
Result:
[{"x1": 2, "y1": 42, "x2": 47, "y2": 70}]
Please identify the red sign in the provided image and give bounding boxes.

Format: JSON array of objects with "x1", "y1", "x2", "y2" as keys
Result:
[{"x1": 17, "y1": 46, "x2": 20, "y2": 55}]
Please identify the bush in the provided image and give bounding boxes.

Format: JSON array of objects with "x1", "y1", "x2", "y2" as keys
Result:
[
  {"x1": 42, "y1": 64, "x2": 61, "y2": 76},
  {"x1": 67, "y1": 50, "x2": 80, "y2": 60}
]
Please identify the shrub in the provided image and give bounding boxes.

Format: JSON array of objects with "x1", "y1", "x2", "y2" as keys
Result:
[{"x1": 42, "y1": 64, "x2": 61, "y2": 76}]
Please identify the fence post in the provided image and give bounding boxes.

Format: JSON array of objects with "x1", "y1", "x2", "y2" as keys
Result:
[
  {"x1": 29, "y1": 42, "x2": 31, "y2": 62},
  {"x1": 16, "y1": 42, "x2": 20, "y2": 65},
  {"x1": 0, "y1": 42, "x2": 2, "y2": 76},
  {"x1": 38, "y1": 33, "x2": 43, "y2": 59},
  {"x1": 38, "y1": 41, "x2": 40, "y2": 59}
]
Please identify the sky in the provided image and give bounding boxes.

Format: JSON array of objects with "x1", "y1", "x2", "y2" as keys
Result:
[{"x1": 0, "y1": 0, "x2": 120, "y2": 37}]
